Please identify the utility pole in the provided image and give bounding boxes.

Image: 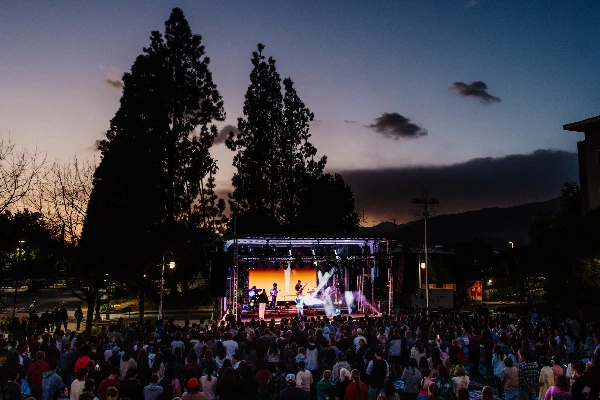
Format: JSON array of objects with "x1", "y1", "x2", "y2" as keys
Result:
[{"x1": 412, "y1": 196, "x2": 439, "y2": 315}]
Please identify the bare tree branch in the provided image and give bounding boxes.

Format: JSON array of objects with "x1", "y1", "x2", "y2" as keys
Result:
[{"x1": 0, "y1": 135, "x2": 46, "y2": 214}]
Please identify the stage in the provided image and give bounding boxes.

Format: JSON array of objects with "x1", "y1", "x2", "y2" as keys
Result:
[
  {"x1": 221, "y1": 236, "x2": 393, "y2": 320},
  {"x1": 239, "y1": 309, "x2": 367, "y2": 323}
]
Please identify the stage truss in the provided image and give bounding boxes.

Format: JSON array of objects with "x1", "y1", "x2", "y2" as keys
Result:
[{"x1": 223, "y1": 236, "x2": 393, "y2": 318}]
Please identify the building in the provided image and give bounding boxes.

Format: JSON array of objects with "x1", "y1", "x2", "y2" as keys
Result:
[{"x1": 564, "y1": 115, "x2": 600, "y2": 212}]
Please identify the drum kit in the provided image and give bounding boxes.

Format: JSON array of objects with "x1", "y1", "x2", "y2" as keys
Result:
[{"x1": 244, "y1": 286, "x2": 262, "y2": 310}]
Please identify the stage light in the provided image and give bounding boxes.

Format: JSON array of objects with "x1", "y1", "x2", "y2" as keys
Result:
[
  {"x1": 274, "y1": 263, "x2": 280, "y2": 270},
  {"x1": 262, "y1": 264, "x2": 268, "y2": 270}
]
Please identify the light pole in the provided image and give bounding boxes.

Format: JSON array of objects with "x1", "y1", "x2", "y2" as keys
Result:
[
  {"x1": 158, "y1": 251, "x2": 175, "y2": 320},
  {"x1": 412, "y1": 197, "x2": 439, "y2": 314},
  {"x1": 13, "y1": 240, "x2": 25, "y2": 318}
]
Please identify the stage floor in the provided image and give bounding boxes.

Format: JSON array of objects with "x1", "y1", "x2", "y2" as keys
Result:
[{"x1": 239, "y1": 306, "x2": 353, "y2": 321}]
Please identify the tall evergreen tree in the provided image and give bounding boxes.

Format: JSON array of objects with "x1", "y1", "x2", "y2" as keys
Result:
[
  {"x1": 228, "y1": 44, "x2": 338, "y2": 233},
  {"x1": 81, "y1": 8, "x2": 225, "y2": 323},
  {"x1": 227, "y1": 44, "x2": 283, "y2": 231},
  {"x1": 278, "y1": 78, "x2": 327, "y2": 229}
]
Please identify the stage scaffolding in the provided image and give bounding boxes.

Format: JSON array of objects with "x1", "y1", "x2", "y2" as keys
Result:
[{"x1": 222, "y1": 236, "x2": 393, "y2": 319}]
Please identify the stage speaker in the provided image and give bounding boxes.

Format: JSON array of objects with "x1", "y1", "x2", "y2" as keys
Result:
[{"x1": 210, "y1": 250, "x2": 229, "y2": 297}]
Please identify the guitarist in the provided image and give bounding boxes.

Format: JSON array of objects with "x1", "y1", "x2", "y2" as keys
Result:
[
  {"x1": 269, "y1": 283, "x2": 279, "y2": 308},
  {"x1": 295, "y1": 280, "x2": 307, "y2": 296}
]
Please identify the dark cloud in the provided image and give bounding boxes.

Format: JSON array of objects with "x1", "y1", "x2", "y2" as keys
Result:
[
  {"x1": 449, "y1": 81, "x2": 500, "y2": 103},
  {"x1": 215, "y1": 124, "x2": 239, "y2": 145},
  {"x1": 340, "y1": 149, "x2": 578, "y2": 223},
  {"x1": 364, "y1": 112, "x2": 427, "y2": 140},
  {"x1": 88, "y1": 139, "x2": 102, "y2": 152},
  {"x1": 344, "y1": 120, "x2": 357, "y2": 124},
  {"x1": 103, "y1": 79, "x2": 124, "y2": 89}
]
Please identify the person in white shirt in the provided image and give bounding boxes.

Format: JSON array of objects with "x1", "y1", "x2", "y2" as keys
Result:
[
  {"x1": 70, "y1": 368, "x2": 88, "y2": 400},
  {"x1": 295, "y1": 361, "x2": 312, "y2": 392},
  {"x1": 222, "y1": 332, "x2": 239, "y2": 360}
]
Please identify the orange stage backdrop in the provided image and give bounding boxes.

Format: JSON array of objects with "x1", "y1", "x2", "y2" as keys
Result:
[{"x1": 249, "y1": 268, "x2": 317, "y2": 302}]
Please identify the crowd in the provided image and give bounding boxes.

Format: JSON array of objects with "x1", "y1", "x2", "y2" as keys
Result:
[{"x1": 1, "y1": 304, "x2": 600, "y2": 400}]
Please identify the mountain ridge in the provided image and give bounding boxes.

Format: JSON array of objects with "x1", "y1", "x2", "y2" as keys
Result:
[{"x1": 361, "y1": 198, "x2": 560, "y2": 248}]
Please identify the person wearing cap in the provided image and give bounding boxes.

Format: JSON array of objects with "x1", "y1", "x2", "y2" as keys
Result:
[
  {"x1": 182, "y1": 377, "x2": 206, "y2": 400},
  {"x1": 332, "y1": 352, "x2": 351, "y2": 382},
  {"x1": 353, "y1": 329, "x2": 367, "y2": 347},
  {"x1": 281, "y1": 373, "x2": 308, "y2": 400}
]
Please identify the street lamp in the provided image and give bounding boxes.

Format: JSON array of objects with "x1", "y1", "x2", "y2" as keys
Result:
[
  {"x1": 158, "y1": 251, "x2": 175, "y2": 320},
  {"x1": 412, "y1": 197, "x2": 440, "y2": 314},
  {"x1": 13, "y1": 240, "x2": 25, "y2": 318},
  {"x1": 508, "y1": 241, "x2": 514, "y2": 249},
  {"x1": 418, "y1": 262, "x2": 426, "y2": 289}
]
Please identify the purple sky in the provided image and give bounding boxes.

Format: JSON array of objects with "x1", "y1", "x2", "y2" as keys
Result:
[{"x1": 1, "y1": 1, "x2": 597, "y2": 224}]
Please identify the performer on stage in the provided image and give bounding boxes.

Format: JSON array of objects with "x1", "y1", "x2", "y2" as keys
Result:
[
  {"x1": 258, "y1": 289, "x2": 268, "y2": 319},
  {"x1": 295, "y1": 294, "x2": 304, "y2": 318},
  {"x1": 295, "y1": 280, "x2": 305, "y2": 296},
  {"x1": 269, "y1": 283, "x2": 279, "y2": 308}
]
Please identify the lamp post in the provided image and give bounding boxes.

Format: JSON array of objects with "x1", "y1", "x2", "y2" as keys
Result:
[
  {"x1": 13, "y1": 240, "x2": 25, "y2": 318},
  {"x1": 412, "y1": 197, "x2": 439, "y2": 314},
  {"x1": 158, "y1": 251, "x2": 175, "y2": 320}
]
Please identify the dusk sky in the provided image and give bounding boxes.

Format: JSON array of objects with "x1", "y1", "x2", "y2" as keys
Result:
[{"x1": 1, "y1": 1, "x2": 598, "y2": 224}]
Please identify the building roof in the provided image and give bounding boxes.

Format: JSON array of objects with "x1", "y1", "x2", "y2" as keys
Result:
[{"x1": 563, "y1": 115, "x2": 600, "y2": 132}]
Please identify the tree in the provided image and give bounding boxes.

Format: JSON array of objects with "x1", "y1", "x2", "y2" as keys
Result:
[
  {"x1": 28, "y1": 156, "x2": 95, "y2": 245},
  {"x1": 278, "y1": 78, "x2": 327, "y2": 229},
  {"x1": 81, "y1": 8, "x2": 225, "y2": 325},
  {"x1": 0, "y1": 135, "x2": 45, "y2": 214},
  {"x1": 30, "y1": 156, "x2": 97, "y2": 329},
  {"x1": 295, "y1": 173, "x2": 360, "y2": 234},
  {"x1": 227, "y1": 44, "x2": 284, "y2": 230},
  {"x1": 0, "y1": 210, "x2": 62, "y2": 308},
  {"x1": 227, "y1": 44, "x2": 357, "y2": 234},
  {"x1": 528, "y1": 182, "x2": 600, "y2": 312}
]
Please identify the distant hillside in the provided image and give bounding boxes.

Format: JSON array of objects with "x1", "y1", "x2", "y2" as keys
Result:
[{"x1": 362, "y1": 198, "x2": 560, "y2": 249}]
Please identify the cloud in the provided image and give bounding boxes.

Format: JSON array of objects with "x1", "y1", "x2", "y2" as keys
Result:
[
  {"x1": 215, "y1": 124, "x2": 239, "y2": 145},
  {"x1": 88, "y1": 139, "x2": 102, "y2": 152},
  {"x1": 100, "y1": 65, "x2": 124, "y2": 90},
  {"x1": 344, "y1": 120, "x2": 357, "y2": 124},
  {"x1": 449, "y1": 81, "x2": 500, "y2": 103},
  {"x1": 339, "y1": 149, "x2": 578, "y2": 223},
  {"x1": 364, "y1": 112, "x2": 427, "y2": 140},
  {"x1": 103, "y1": 79, "x2": 123, "y2": 89}
]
